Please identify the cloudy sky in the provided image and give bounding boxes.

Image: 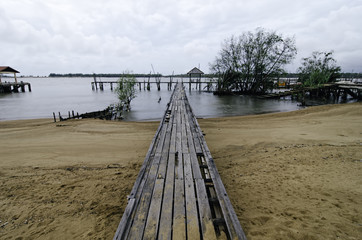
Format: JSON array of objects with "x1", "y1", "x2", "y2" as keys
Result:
[{"x1": 1, "y1": 0, "x2": 361, "y2": 76}]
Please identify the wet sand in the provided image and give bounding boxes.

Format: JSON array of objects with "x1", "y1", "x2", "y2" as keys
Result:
[{"x1": 0, "y1": 102, "x2": 361, "y2": 239}]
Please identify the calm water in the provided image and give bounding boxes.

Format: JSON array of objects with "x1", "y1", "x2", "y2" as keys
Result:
[{"x1": 0, "y1": 77, "x2": 303, "y2": 121}]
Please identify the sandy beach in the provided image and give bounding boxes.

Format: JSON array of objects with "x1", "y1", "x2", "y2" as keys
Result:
[{"x1": 0, "y1": 102, "x2": 361, "y2": 239}]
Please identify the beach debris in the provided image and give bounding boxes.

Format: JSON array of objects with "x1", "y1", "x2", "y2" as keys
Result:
[
  {"x1": 56, "y1": 124, "x2": 68, "y2": 127},
  {"x1": 107, "y1": 163, "x2": 121, "y2": 169},
  {"x1": 0, "y1": 222, "x2": 8, "y2": 228}
]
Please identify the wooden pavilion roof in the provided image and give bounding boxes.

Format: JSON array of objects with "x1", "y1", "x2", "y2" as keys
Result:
[
  {"x1": 0, "y1": 66, "x2": 20, "y2": 73},
  {"x1": 187, "y1": 67, "x2": 204, "y2": 75}
]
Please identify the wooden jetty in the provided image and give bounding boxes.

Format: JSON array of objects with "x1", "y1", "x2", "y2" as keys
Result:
[
  {"x1": 0, "y1": 81, "x2": 32, "y2": 93},
  {"x1": 258, "y1": 83, "x2": 362, "y2": 100},
  {"x1": 0, "y1": 66, "x2": 32, "y2": 93},
  {"x1": 114, "y1": 83, "x2": 246, "y2": 240},
  {"x1": 91, "y1": 80, "x2": 216, "y2": 92}
]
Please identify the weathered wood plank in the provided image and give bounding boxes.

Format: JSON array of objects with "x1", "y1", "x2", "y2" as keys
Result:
[
  {"x1": 126, "y1": 123, "x2": 169, "y2": 239},
  {"x1": 195, "y1": 179, "x2": 218, "y2": 240},
  {"x1": 143, "y1": 178, "x2": 165, "y2": 239},
  {"x1": 175, "y1": 100, "x2": 183, "y2": 179},
  {"x1": 180, "y1": 103, "x2": 189, "y2": 155},
  {"x1": 158, "y1": 153, "x2": 175, "y2": 240},
  {"x1": 173, "y1": 179, "x2": 186, "y2": 240},
  {"x1": 184, "y1": 172, "x2": 201, "y2": 240},
  {"x1": 113, "y1": 198, "x2": 135, "y2": 240},
  {"x1": 158, "y1": 101, "x2": 177, "y2": 239},
  {"x1": 183, "y1": 109, "x2": 203, "y2": 180},
  {"x1": 196, "y1": 130, "x2": 247, "y2": 240},
  {"x1": 126, "y1": 155, "x2": 162, "y2": 239}
]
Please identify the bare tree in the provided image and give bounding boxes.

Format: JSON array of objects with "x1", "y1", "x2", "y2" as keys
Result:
[{"x1": 210, "y1": 28, "x2": 297, "y2": 94}]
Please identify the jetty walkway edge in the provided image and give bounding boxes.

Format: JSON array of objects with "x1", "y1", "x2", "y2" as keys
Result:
[{"x1": 114, "y1": 83, "x2": 247, "y2": 240}]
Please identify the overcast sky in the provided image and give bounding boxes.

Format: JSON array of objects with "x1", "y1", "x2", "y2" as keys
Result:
[{"x1": 1, "y1": 0, "x2": 361, "y2": 76}]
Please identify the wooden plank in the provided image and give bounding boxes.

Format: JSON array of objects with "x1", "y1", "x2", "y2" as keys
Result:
[
  {"x1": 126, "y1": 155, "x2": 162, "y2": 239},
  {"x1": 113, "y1": 198, "x2": 135, "y2": 240},
  {"x1": 196, "y1": 132, "x2": 247, "y2": 240},
  {"x1": 143, "y1": 116, "x2": 173, "y2": 238},
  {"x1": 182, "y1": 153, "x2": 193, "y2": 181},
  {"x1": 126, "y1": 123, "x2": 168, "y2": 239},
  {"x1": 127, "y1": 110, "x2": 165, "y2": 199},
  {"x1": 180, "y1": 103, "x2": 189, "y2": 154},
  {"x1": 184, "y1": 170, "x2": 201, "y2": 240},
  {"x1": 180, "y1": 100, "x2": 201, "y2": 239},
  {"x1": 183, "y1": 110, "x2": 203, "y2": 180},
  {"x1": 158, "y1": 121, "x2": 173, "y2": 179},
  {"x1": 186, "y1": 93, "x2": 247, "y2": 239},
  {"x1": 143, "y1": 178, "x2": 165, "y2": 239},
  {"x1": 173, "y1": 179, "x2": 186, "y2": 240},
  {"x1": 195, "y1": 179, "x2": 217, "y2": 240},
  {"x1": 158, "y1": 102, "x2": 177, "y2": 239},
  {"x1": 169, "y1": 103, "x2": 177, "y2": 154},
  {"x1": 175, "y1": 101, "x2": 183, "y2": 179},
  {"x1": 158, "y1": 153, "x2": 175, "y2": 240},
  {"x1": 186, "y1": 108, "x2": 203, "y2": 155}
]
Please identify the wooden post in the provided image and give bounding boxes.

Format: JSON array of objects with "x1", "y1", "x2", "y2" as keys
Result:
[
  {"x1": 110, "y1": 82, "x2": 113, "y2": 91},
  {"x1": 100, "y1": 82, "x2": 104, "y2": 91},
  {"x1": 139, "y1": 82, "x2": 141, "y2": 91},
  {"x1": 14, "y1": 73, "x2": 17, "y2": 84},
  {"x1": 147, "y1": 73, "x2": 151, "y2": 91},
  {"x1": 189, "y1": 75, "x2": 191, "y2": 90},
  {"x1": 342, "y1": 89, "x2": 347, "y2": 101},
  {"x1": 68, "y1": 111, "x2": 71, "y2": 118},
  {"x1": 20, "y1": 81, "x2": 25, "y2": 92},
  {"x1": 93, "y1": 74, "x2": 98, "y2": 90},
  {"x1": 72, "y1": 110, "x2": 75, "y2": 118},
  {"x1": 91, "y1": 82, "x2": 95, "y2": 91},
  {"x1": 53, "y1": 112, "x2": 56, "y2": 122},
  {"x1": 28, "y1": 83, "x2": 31, "y2": 92}
]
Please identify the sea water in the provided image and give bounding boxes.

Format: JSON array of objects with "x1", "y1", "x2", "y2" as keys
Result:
[{"x1": 0, "y1": 77, "x2": 303, "y2": 121}]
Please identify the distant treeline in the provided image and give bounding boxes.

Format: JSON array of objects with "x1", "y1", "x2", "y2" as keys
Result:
[
  {"x1": 48, "y1": 73, "x2": 162, "y2": 78},
  {"x1": 48, "y1": 72, "x2": 362, "y2": 79}
]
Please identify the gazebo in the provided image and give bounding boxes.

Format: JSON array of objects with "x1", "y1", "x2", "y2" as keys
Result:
[
  {"x1": 187, "y1": 67, "x2": 204, "y2": 90},
  {"x1": 0, "y1": 66, "x2": 20, "y2": 83}
]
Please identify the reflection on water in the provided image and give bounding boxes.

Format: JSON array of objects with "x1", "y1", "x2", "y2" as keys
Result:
[{"x1": 0, "y1": 77, "x2": 320, "y2": 121}]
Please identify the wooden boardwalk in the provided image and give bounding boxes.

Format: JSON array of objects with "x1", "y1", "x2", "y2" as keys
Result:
[{"x1": 114, "y1": 83, "x2": 246, "y2": 240}]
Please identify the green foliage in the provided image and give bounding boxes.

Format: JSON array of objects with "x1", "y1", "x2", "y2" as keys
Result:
[
  {"x1": 115, "y1": 72, "x2": 137, "y2": 110},
  {"x1": 298, "y1": 51, "x2": 341, "y2": 87},
  {"x1": 210, "y1": 28, "x2": 297, "y2": 94}
]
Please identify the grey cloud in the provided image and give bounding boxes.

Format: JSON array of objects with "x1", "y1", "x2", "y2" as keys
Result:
[{"x1": 0, "y1": 0, "x2": 361, "y2": 75}]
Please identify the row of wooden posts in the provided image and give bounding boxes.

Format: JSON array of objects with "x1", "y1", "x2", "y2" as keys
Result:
[
  {"x1": 91, "y1": 79, "x2": 214, "y2": 92},
  {"x1": 0, "y1": 81, "x2": 32, "y2": 93}
]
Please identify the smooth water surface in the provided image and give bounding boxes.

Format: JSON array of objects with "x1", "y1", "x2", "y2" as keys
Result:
[{"x1": 0, "y1": 77, "x2": 302, "y2": 121}]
